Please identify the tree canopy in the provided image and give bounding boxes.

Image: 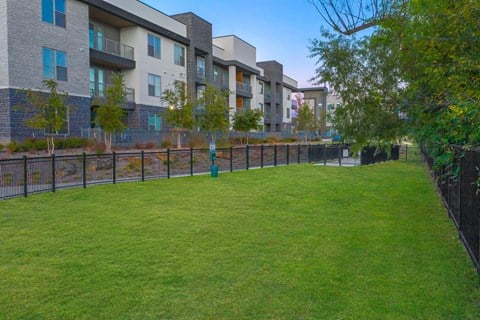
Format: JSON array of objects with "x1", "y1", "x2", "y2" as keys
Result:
[
  {"x1": 161, "y1": 81, "x2": 195, "y2": 148},
  {"x1": 95, "y1": 73, "x2": 127, "y2": 152},
  {"x1": 197, "y1": 85, "x2": 231, "y2": 142},
  {"x1": 232, "y1": 108, "x2": 263, "y2": 145},
  {"x1": 310, "y1": 0, "x2": 480, "y2": 165},
  {"x1": 25, "y1": 79, "x2": 69, "y2": 155}
]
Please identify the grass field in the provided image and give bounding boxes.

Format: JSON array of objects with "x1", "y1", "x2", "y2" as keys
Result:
[{"x1": 1, "y1": 162, "x2": 479, "y2": 319}]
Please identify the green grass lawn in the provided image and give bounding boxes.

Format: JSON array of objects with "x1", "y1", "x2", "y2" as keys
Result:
[{"x1": 1, "y1": 162, "x2": 479, "y2": 319}]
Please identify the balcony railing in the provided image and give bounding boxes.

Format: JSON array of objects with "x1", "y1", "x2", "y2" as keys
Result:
[
  {"x1": 90, "y1": 82, "x2": 135, "y2": 105},
  {"x1": 264, "y1": 92, "x2": 271, "y2": 101},
  {"x1": 90, "y1": 36, "x2": 134, "y2": 60},
  {"x1": 236, "y1": 81, "x2": 252, "y2": 93}
]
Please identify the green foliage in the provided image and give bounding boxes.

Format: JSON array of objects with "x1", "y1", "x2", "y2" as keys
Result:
[
  {"x1": 95, "y1": 73, "x2": 127, "y2": 152},
  {"x1": 310, "y1": 30, "x2": 404, "y2": 152},
  {"x1": 197, "y1": 84, "x2": 231, "y2": 142},
  {"x1": 161, "y1": 81, "x2": 196, "y2": 148},
  {"x1": 1, "y1": 163, "x2": 479, "y2": 318},
  {"x1": 384, "y1": 0, "x2": 480, "y2": 168},
  {"x1": 24, "y1": 79, "x2": 69, "y2": 154},
  {"x1": 5, "y1": 137, "x2": 91, "y2": 153},
  {"x1": 232, "y1": 108, "x2": 263, "y2": 144},
  {"x1": 294, "y1": 103, "x2": 318, "y2": 143}
]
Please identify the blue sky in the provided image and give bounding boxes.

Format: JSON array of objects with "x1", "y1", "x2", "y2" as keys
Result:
[{"x1": 141, "y1": 0, "x2": 329, "y2": 87}]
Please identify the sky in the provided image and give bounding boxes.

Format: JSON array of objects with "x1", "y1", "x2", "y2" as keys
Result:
[{"x1": 140, "y1": 0, "x2": 329, "y2": 88}]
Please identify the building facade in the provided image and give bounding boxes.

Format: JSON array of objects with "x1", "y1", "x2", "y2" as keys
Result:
[
  {"x1": 1, "y1": 0, "x2": 307, "y2": 144},
  {"x1": 0, "y1": 0, "x2": 189, "y2": 143}
]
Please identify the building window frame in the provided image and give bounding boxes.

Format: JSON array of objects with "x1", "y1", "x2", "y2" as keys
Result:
[
  {"x1": 148, "y1": 74, "x2": 161, "y2": 97},
  {"x1": 196, "y1": 56, "x2": 206, "y2": 79},
  {"x1": 147, "y1": 34, "x2": 161, "y2": 59},
  {"x1": 258, "y1": 81, "x2": 264, "y2": 94},
  {"x1": 148, "y1": 114, "x2": 162, "y2": 131},
  {"x1": 174, "y1": 44, "x2": 185, "y2": 66},
  {"x1": 43, "y1": 47, "x2": 67, "y2": 81},
  {"x1": 42, "y1": 0, "x2": 66, "y2": 28}
]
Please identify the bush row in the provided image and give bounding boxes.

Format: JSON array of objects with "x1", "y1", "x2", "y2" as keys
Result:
[{"x1": 6, "y1": 137, "x2": 92, "y2": 153}]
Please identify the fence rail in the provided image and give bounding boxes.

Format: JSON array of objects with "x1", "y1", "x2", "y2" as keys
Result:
[{"x1": 0, "y1": 144, "x2": 406, "y2": 200}]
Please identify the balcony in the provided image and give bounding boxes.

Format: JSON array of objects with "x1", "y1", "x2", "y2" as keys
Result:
[
  {"x1": 90, "y1": 36, "x2": 135, "y2": 69},
  {"x1": 264, "y1": 92, "x2": 271, "y2": 102},
  {"x1": 236, "y1": 81, "x2": 252, "y2": 98},
  {"x1": 90, "y1": 82, "x2": 135, "y2": 110},
  {"x1": 263, "y1": 113, "x2": 283, "y2": 124},
  {"x1": 196, "y1": 68, "x2": 207, "y2": 84}
]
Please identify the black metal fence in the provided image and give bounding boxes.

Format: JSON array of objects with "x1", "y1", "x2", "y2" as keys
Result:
[
  {"x1": 424, "y1": 147, "x2": 480, "y2": 274},
  {"x1": 0, "y1": 144, "x2": 409, "y2": 200}
]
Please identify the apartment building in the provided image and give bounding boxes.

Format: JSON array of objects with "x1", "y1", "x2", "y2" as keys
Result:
[
  {"x1": 0, "y1": 0, "x2": 304, "y2": 143},
  {"x1": 0, "y1": 0, "x2": 188, "y2": 143}
]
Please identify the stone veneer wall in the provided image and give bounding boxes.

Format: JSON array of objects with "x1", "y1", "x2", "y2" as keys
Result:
[{"x1": 0, "y1": 88, "x2": 91, "y2": 143}]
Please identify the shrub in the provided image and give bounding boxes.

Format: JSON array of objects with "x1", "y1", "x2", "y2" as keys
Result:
[
  {"x1": 265, "y1": 136, "x2": 280, "y2": 144},
  {"x1": 161, "y1": 139, "x2": 173, "y2": 149},
  {"x1": 187, "y1": 135, "x2": 208, "y2": 148},
  {"x1": 0, "y1": 143, "x2": 4, "y2": 151},
  {"x1": 216, "y1": 138, "x2": 231, "y2": 148},
  {"x1": 7, "y1": 141, "x2": 22, "y2": 153}
]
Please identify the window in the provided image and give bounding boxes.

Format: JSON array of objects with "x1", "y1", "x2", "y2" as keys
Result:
[
  {"x1": 286, "y1": 108, "x2": 290, "y2": 119},
  {"x1": 43, "y1": 47, "x2": 67, "y2": 81},
  {"x1": 174, "y1": 44, "x2": 185, "y2": 66},
  {"x1": 148, "y1": 114, "x2": 162, "y2": 131},
  {"x1": 148, "y1": 74, "x2": 161, "y2": 97},
  {"x1": 42, "y1": 0, "x2": 66, "y2": 27},
  {"x1": 148, "y1": 34, "x2": 161, "y2": 59},
  {"x1": 258, "y1": 81, "x2": 264, "y2": 94},
  {"x1": 327, "y1": 103, "x2": 335, "y2": 111},
  {"x1": 196, "y1": 56, "x2": 206, "y2": 78},
  {"x1": 258, "y1": 103, "x2": 264, "y2": 113}
]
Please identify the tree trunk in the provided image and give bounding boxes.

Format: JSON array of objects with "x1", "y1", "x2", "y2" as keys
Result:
[{"x1": 176, "y1": 132, "x2": 181, "y2": 149}]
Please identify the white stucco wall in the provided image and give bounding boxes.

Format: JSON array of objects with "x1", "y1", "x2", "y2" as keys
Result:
[
  {"x1": 0, "y1": 1, "x2": 8, "y2": 88},
  {"x1": 121, "y1": 26, "x2": 187, "y2": 107},
  {"x1": 104, "y1": 0, "x2": 187, "y2": 37}
]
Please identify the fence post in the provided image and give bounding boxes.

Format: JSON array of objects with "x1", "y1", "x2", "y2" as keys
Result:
[
  {"x1": 167, "y1": 149, "x2": 170, "y2": 179},
  {"x1": 405, "y1": 144, "x2": 408, "y2": 162},
  {"x1": 274, "y1": 145, "x2": 278, "y2": 167},
  {"x1": 51, "y1": 154, "x2": 56, "y2": 193},
  {"x1": 230, "y1": 147, "x2": 233, "y2": 172},
  {"x1": 286, "y1": 144, "x2": 290, "y2": 165},
  {"x1": 23, "y1": 155, "x2": 28, "y2": 197},
  {"x1": 112, "y1": 151, "x2": 116, "y2": 184},
  {"x1": 246, "y1": 145, "x2": 249, "y2": 170},
  {"x1": 307, "y1": 144, "x2": 311, "y2": 163},
  {"x1": 338, "y1": 147, "x2": 342, "y2": 167},
  {"x1": 82, "y1": 153, "x2": 87, "y2": 188},
  {"x1": 141, "y1": 151, "x2": 145, "y2": 181},
  {"x1": 323, "y1": 145, "x2": 327, "y2": 166},
  {"x1": 261, "y1": 145, "x2": 264, "y2": 168},
  {"x1": 298, "y1": 144, "x2": 301, "y2": 164},
  {"x1": 190, "y1": 148, "x2": 194, "y2": 176}
]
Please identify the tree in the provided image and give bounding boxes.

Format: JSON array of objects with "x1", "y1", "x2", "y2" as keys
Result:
[
  {"x1": 95, "y1": 73, "x2": 127, "y2": 152},
  {"x1": 161, "y1": 81, "x2": 195, "y2": 148},
  {"x1": 197, "y1": 84, "x2": 231, "y2": 142},
  {"x1": 307, "y1": 0, "x2": 408, "y2": 35},
  {"x1": 309, "y1": 29, "x2": 405, "y2": 151},
  {"x1": 232, "y1": 108, "x2": 263, "y2": 145},
  {"x1": 294, "y1": 103, "x2": 317, "y2": 143},
  {"x1": 25, "y1": 79, "x2": 69, "y2": 155},
  {"x1": 311, "y1": 0, "x2": 480, "y2": 168}
]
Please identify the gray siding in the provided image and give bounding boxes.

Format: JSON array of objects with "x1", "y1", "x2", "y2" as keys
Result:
[
  {"x1": 6, "y1": 0, "x2": 90, "y2": 96},
  {"x1": 0, "y1": 1, "x2": 9, "y2": 87}
]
